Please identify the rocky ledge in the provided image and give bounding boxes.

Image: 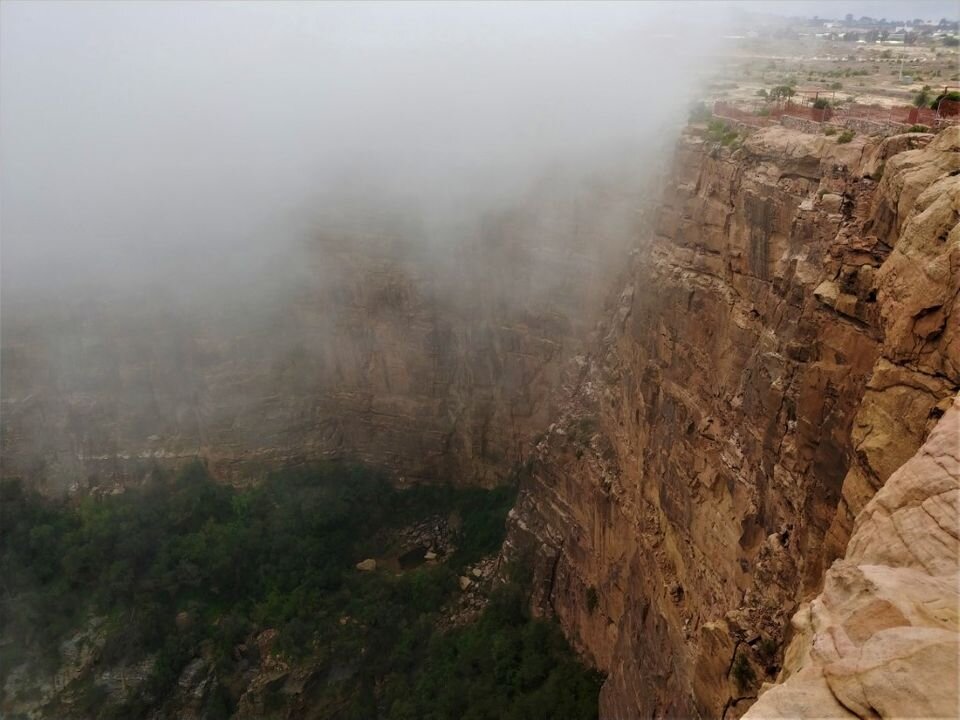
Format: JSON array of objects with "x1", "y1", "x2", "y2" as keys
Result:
[
  {"x1": 503, "y1": 126, "x2": 959, "y2": 717},
  {"x1": 745, "y1": 393, "x2": 958, "y2": 719}
]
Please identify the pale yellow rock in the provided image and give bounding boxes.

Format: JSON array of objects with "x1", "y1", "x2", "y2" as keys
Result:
[
  {"x1": 820, "y1": 193, "x2": 843, "y2": 213},
  {"x1": 814, "y1": 280, "x2": 840, "y2": 306},
  {"x1": 744, "y1": 395, "x2": 960, "y2": 719},
  {"x1": 826, "y1": 627, "x2": 959, "y2": 719}
]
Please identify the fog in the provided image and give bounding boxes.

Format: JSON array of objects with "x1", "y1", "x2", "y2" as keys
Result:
[{"x1": 0, "y1": 1, "x2": 737, "y2": 305}]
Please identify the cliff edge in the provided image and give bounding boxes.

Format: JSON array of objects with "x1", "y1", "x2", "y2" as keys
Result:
[
  {"x1": 503, "y1": 126, "x2": 959, "y2": 717},
  {"x1": 744, "y1": 393, "x2": 959, "y2": 718}
]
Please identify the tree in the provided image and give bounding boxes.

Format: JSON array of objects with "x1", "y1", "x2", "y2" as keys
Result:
[
  {"x1": 931, "y1": 90, "x2": 960, "y2": 110},
  {"x1": 769, "y1": 85, "x2": 796, "y2": 101},
  {"x1": 943, "y1": 36, "x2": 960, "y2": 47},
  {"x1": 913, "y1": 87, "x2": 932, "y2": 107}
]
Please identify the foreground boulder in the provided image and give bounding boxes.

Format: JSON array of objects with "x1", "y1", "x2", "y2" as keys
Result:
[{"x1": 745, "y1": 394, "x2": 959, "y2": 719}]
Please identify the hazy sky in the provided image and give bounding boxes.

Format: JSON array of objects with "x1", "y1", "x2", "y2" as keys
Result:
[
  {"x1": 758, "y1": 1, "x2": 958, "y2": 21},
  {"x1": 1, "y1": 2, "x2": 733, "y2": 299},
  {"x1": 1, "y1": 1, "x2": 954, "y2": 300}
]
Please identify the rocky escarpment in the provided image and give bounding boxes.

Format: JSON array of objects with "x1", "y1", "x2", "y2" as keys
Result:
[
  {"x1": 503, "y1": 126, "x2": 959, "y2": 717},
  {"x1": 743, "y1": 393, "x2": 958, "y2": 719},
  {"x1": 1, "y1": 173, "x2": 643, "y2": 494}
]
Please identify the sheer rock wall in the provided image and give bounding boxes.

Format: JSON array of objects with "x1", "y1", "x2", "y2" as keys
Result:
[
  {"x1": 503, "y1": 126, "x2": 959, "y2": 718},
  {"x1": 1, "y1": 178, "x2": 641, "y2": 493}
]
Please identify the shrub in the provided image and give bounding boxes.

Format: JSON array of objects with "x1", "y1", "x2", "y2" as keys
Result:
[
  {"x1": 812, "y1": 98, "x2": 831, "y2": 109},
  {"x1": 688, "y1": 101, "x2": 712, "y2": 123},
  {"x1": 824, "y1": 127, "x2": 837, "y2": 136},
  {"x1": 907, "y1": 124, "x2": 931, "y2": 133},
  {"x1": 732, "y1": 652, "x2": 756, "y2": 690},
  {"x1": 931, "y1": 90, "x2": 960, "y2": 109},
  {"x1": 837, "y1": 129, "x2": 856, "y2": 144},
  {"x1": 757, "y1": 637, "x2": 779, "y2": 664},
  {"x1": 706, "y1": 119, "x2": 740, "y2": 146}
]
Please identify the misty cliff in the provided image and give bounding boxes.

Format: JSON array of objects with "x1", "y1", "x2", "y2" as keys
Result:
[
  {"x1": 503, "y1": 126, "x2": 959, "y2": 718},
  {"x1": 1, "y1": 174, "x2": 643, "y2": 493},
  {"x1": 3, "y1": 115, "x2": 958, "y2": 719}
]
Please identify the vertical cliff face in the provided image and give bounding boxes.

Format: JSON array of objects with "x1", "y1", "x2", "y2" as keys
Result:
[
  {"x1": 503, "y1": 127, "x2": 959, "y2": 717},
  {"x1": 743, "y1": 394, "x2": 959, "y2": 720},
  {"x1": 0, "y1": 173, "x2": 643, "y2": 493}
]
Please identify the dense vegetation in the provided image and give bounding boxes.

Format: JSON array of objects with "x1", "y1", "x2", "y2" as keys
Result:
[{"x1": 0, "y1": 463, "x2": 602, "y2": 719}]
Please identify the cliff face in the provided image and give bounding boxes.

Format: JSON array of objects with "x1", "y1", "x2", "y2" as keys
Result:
[
  {"x1": 4, "y1": 118, "x2": 956, "y2": 717},
  {"x1": 743, "y1": 393, "x2": 959, "y2": 719},
  {"x1": 503, "y1": 127, "x2": 959, "y2": 717},
  {"x1": 1, "y1": 175, "x2": 640, "y2": 493}
]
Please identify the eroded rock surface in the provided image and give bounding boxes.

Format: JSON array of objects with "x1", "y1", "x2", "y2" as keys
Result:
[
  {"x1": 503, "y1": 127, "x2": 959, "y2": 717},
  {"x1": 744, "y1": 394, "x2": 959, "y2": 719}
]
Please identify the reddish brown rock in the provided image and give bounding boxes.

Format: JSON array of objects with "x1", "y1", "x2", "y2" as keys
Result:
[{"x1": 503, "y1": 127, "x2": 959, "y2": 717}]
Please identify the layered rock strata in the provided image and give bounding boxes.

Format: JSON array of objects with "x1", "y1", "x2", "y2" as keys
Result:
[
  {"x1": 1, "y1": 175, "x2": 641, "y2": 493},
  {"x1": 503, "y1": 126, "x2": 959, "y2": 717}
]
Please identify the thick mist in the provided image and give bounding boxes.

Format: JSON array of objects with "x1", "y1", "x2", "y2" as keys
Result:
[{"x1": 1, "y1": 1, "x2": 730, "y2": 305}]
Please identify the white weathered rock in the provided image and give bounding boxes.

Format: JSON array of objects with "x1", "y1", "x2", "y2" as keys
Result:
[
  {"x1": 745, "y1": 394, "x2": 960, "y2": 719},
  {"x1": 355, "y1": 558, "x2": 376, "y2": 572}
]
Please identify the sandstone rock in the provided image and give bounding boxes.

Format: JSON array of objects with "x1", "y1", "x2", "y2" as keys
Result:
[
  {"x1": 820, "y1": 192, "x2": 843, "y2": 213},
  {"x1": 814, "y1": 279, "x2": 840, "y2": 306},
  {"x1": 859, "y1": 131, "x2": 934, "y2": 180},
  {"x1": 458, "y1": 576, "x2": 472, "y2": 591},
  {"x1": 744, "y1": 394, "x2": 960, "y2": 719},
  {"x1": 833, "y1": 293, "x2": 858, "y2": 317},
  {"x1": 504, "y1": 126, "x2": 960, "y2": 718},
  {"x1": 355, "y1": 558, "x2": 376, "y2": 572},
  {"x1": 824, "y1": 129, "x2": 960, "y2": 564}
]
